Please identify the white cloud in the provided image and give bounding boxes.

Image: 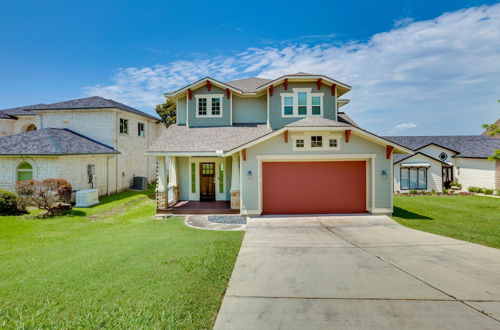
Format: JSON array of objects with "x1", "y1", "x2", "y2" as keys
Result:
[
  {"x1": 84, "y1": 4, "x2": 500, "y2": 135},
  {"x1": 392, "y1": 122, "x2": 417, "y2": 133}
]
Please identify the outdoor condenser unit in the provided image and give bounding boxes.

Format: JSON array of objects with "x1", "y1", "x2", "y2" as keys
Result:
[{"x1": 132, "y1": 176, "x2": 148, "y2": 190}]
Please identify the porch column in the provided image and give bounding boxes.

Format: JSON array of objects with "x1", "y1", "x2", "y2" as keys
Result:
[
  {"x1": 168, "y1": 156, "x2": 179, "y2": 203},
  {"x1": 230, "y1": 154, "x2": 240, "y2": 210},
  {"x1": 156, "y1": 156, "x2": 168, "y2": 209}
]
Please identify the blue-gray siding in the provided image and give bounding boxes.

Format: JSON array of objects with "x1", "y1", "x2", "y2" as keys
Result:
[
  {"x1": 232, "y1": 95, "x2": 267, "y2": 124},
  {"x1": 268, "y1": 82, "x2": 337, "y2": 129},
  {"x1": 188, "y1": 85, "x2": 231, "y2": 127}
]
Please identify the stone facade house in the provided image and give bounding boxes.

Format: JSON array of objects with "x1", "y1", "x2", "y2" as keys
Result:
[
  {"x1": 0, "y1": 96, "x2": 160, "y2": 196},
  {"x1": 148, "y1": 73, "x2": 412, "y2": 216}
]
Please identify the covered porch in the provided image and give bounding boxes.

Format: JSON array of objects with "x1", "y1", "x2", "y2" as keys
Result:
[{"x1": 155, "y1": 154, "x2": 241, "y2": 215}]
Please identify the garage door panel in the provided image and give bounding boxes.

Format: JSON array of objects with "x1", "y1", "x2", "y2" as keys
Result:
[{"x1": 262, "y1": 161, "x2": 366, "y2": 214}]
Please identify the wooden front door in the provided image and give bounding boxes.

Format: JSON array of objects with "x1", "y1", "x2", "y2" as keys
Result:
[{"x1": 200, "y1": 163, "x2": 216, "y2": 201}]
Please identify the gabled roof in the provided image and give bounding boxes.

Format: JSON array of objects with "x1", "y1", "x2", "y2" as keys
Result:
[
  {"x1": 384, "y1": 135, "x2": 500, "y2": 159},
  {"x1": 337, "y1": 112, "x2": 358, "y2": 127},
  {"x1": 394, "y1": 151, "x2": 450, "y2": 165},
  {"x1": 0, "y1": 128, "x2": 119, "y2": 156},
  {"x1": 165, "y1": 73, "x2": 351, "y2": 98},
  {"x1": 225, "y1": 78, "x2": 272, "y2": 93},
  {"x1": 29, "y1": 96, "x2": 159, "y2": 120},
  {"x1": 285, "y1": 116, "x2": 351, "y2": 128}
]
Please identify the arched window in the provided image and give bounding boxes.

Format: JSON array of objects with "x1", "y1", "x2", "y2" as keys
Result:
[
  {"x1": 17, "y1": 162, "x2": 33, "y2": 181},
  {"x1": 25, "y1": 124, "x2": 37, "y2": 132}
]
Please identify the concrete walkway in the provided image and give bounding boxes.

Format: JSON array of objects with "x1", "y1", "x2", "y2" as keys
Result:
[
  {"x1": 214, "y1": 215, "x2": 500, "y2": 329},
  {"x1": 184, "y1": 215, "x2": 245, "y2": 231}
]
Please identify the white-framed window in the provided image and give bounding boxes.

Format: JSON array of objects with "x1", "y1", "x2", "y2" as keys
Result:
[
  {"x1": 137, "y1": 123, "x2": 145, "y2": 136},
  {"x1": 281, "y1": 88, "x2": 324, "y2": 117},
  {"x1": 292, "y1": 133, "x2": 341, "y2": 151},
  {"x1": 119, "y1": 118, "x2": 128, "y2": 134},
  {"x1": 195, "y1": 94, "x2": 223, "y2": 118}
]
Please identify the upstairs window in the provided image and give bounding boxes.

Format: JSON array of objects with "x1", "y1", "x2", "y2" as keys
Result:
[
  {"x1": 281, "y1": 88, "x2": 323, "y2": 117},
  {"x1": 196, "y1": 94, "x2": 223, "y2": 118},
  {"x1": 138, "y1": 123, "x2": 145, "y2": 136},
  {"x1": 119, "y1": 118, "x2": 128, "y2": 134}
]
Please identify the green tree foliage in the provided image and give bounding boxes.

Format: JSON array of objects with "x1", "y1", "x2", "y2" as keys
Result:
[
  {"x1": 155, "y1": 98, "x2": 176, "y2": 127},
  {"x1": 482, "y1": 122, "x2": 500, "y2": 160}
]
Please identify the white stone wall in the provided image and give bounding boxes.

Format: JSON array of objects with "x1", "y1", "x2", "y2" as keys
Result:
[
  {"x1": 0, "y1": 155, "x2": 114, "y2": 196},
  {"x1": 0, "y1": 116, "x2": 37, "y2": 137},
  {"x1": 114, "y1": 111, "x2": 160, "y2": 191},
  {"x1": 38, "y1": 110, "x2": 116, "y2": 147}
]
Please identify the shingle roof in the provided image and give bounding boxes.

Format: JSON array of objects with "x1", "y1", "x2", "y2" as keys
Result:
[
  {"x1": 0, "y1": 104, "x2": 45, "y2": 118},
  {"x1": 0, "y1": 128, "x2": 119, "y2": 155},
  {"x1": 285, "y1": 116, "x2": 352, "y2": 127},
  {"x1": 148, "y1": 125, "x2": 273, "y2": 153},
  {"x1": 337, "y1": 112, "x2": 358, "y2": 126},
  {"x1": 384, "y1": 135, "x2": 500, "y2": 159},
  {"x1": 29, "y1": 96, "x2": 159, "y2": 120},
  {"x1": 225, "y1": 78, "x2": 272, "y2": 93}
]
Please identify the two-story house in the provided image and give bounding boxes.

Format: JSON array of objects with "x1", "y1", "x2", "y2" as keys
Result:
[
  {"x1": 148, "y1": 73, "x2": 412, "y2": 216},
  {"x1": 0, "y1": 96, "x2": 160, "y2": 196}
]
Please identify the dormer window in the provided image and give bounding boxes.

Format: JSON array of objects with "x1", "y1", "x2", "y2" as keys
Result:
[
  {"x1": 196, "y1": 94, "x2": 223, "y2": 118},
  {"x1": 281, "y1": 88, "x2": 323, "y2": 117}
]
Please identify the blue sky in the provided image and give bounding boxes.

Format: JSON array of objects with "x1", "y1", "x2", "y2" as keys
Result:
[{"x1": 1, "y1": 0, "x2": 499, "y2": 135}]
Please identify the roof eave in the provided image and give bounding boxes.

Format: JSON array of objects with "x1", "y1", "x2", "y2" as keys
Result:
[
  {"x1": 255, "y1": 74, "x2": 352, "y2": 96},
  {"x1": 164, "y1": 77, "x2": 245, "y2": 99}
]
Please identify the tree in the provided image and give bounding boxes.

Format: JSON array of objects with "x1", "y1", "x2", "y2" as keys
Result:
[
  {"x1": 155, "y1": 98, "x2": 176, "y2": 127},
  {"x1": 17, "y1": 179, "x2": 72, "y2": 216},
  {"x1": 482, "y1": 123, "x2": 500, "y2": 137}
]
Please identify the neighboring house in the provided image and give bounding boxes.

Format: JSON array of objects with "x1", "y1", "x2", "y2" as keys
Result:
[
  {"x1": 384, "y1": 136, "x2": 500, "y2": 193},
  {"x1": 0, "y1": 96, "x2": 160, "y2": 196},
  {"x1": 148, "y1": 73, "x2": 412, "y2": 216}
]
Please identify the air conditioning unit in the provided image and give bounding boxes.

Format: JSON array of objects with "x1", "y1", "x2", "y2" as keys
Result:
[
  {"x1": 75, "y1": 189, "x2": 99, "y2": 208},
  {"x1": 132, "y1": 176, "x2": 148, "y2": 190}
]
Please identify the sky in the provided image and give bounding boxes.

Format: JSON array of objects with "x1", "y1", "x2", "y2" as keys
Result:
[{"x1": 1, "y1": 0, "x2": 499, "y2": 135}]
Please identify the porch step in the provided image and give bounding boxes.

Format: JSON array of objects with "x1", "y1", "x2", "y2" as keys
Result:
[{"x1": 158, "y1": 208, "x2": 240, "y2": 215}]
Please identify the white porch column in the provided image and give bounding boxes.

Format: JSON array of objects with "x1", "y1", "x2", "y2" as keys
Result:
[
  {"x1": 230, "y1": 154, "x2": 240, "y2": 209},
  {"x1": 156, "y1": 156, "x2": 168, "y2": 209},
  {"x1": 168, "y1": 156, "x2": 179, "y2": 203}
]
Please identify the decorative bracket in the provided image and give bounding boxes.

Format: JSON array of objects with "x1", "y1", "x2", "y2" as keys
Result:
[
  {"x1": 242, "y1": 148, "x2": 247, "y2": 161},
  {"x1": 188, "y1": 89, "x2": 193, "y2": 100},
  {"x1": 269, "y1": 86, "x2": 274, "y2": 96},
  {"x1": 345, "y1": 129, "x2": 351, "y2": 143},
  {"x1": 331, "y1": 84, "x2": 336, "y2": 96},
  {"x1": 317, "y1": 78, "x2": 322, "y2": 90},
  {"x1": 206, "y1": 80, "x2": 211, "y2": 91},
  {"x1": 284, "y1": 78, "x2": 288, "y2": 90},
  {"x1": 284, "y1": 130, "x2": 288, "y2": 143},
  {"x1": 226, "y1": 88, "x2": 231, "y2": 99},
  {"x1": 386, "y1": 146, "x2": 394, "y2": 159}
]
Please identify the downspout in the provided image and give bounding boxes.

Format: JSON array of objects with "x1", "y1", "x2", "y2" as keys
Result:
[{"x1": 115, "y1": 111, "x2": 119, "y2": 193}]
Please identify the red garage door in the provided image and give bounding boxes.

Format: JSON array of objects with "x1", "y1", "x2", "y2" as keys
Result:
[{"x1": 262, "y1": 161, "x2": 367, "y2": 215}]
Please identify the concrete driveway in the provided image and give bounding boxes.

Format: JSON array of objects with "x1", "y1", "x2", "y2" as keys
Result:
[{"x1": 214, "y1": 215, "x2": 500, "y2": 330}]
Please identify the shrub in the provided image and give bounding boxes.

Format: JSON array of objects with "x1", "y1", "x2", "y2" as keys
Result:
[
  {"x1": 443, "y1": 188, "x2": 450, "y2": 194},
  {"x1": 0, "y1": 189, "x2": 26, "y2": 215},
  {"x1": 431, "y1": 189, "x2": 436, "y2": 194},
  {"x1": 409, "y1": 189, "x2": 418, "y2": 195},
  {"x1": 17, "y1": 179, "x2": 72, "y2": 216},
  {"x1": 484, "y1": 189, "x2": 494, "y2": 195},
  {"x1": 468, "y1": 187, "x2": 479, "y2": 193}
]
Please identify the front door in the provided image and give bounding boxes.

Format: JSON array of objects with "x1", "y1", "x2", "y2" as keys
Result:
[{"x1": 200, "y1": 162, "x2": 216, "y2": 201}]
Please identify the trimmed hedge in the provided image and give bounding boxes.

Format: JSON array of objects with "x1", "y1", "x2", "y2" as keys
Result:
[{"x1": 0, "y1": 189, "x2": 26, "y2": 215}]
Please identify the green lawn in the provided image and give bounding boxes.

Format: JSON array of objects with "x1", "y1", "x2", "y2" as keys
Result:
[
  {"x1": 0, "y1": 188, "x2": 244, "y2": 329},
  {"x1": 393, "y1": 195, "x2": 500, "y2": 248}
]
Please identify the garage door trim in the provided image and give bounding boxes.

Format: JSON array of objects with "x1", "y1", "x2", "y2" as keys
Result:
[{"x1": 255, "y1": 154, "x2": 376, "y2": 214}]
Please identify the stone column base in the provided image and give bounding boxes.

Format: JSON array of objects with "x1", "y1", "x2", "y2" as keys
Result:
[
  {"x1": 156, "y1": 191, "x2": 167, "y2": 210},
  {"x1": 230, "y1": 190, "x2": 240, "y2": 210}
]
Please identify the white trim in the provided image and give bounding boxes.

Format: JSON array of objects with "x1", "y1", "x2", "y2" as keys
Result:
[
  {"x1": 255, "y1": 154, "x2": 377, "y2": 214},
  {"x1": 240, "y1": 209, "x2": 261, "y2": 215},
  {"x1": 281, "y1": 88, "x2": 324, "y2": 118},
  {"x1": 186, "y1": 94, "x2": 189, "y2": 127},
  {"x1": 266, "y1": 88, "x2": 270, "y2": 128},
  {"x1": 291, "y1": 132, "x2": 341, "y2": 152},
  {"x1": 195, "y1": 94, "x2": 224, "y2": 118},
  {"x1": 256, "y1": 75, "x2": 351, "y2": 93},
  {"x1": 229, "y1": 91, "x2": 233, "y2": 125},
  {"x1": 188, "y1": 156, "x2": 228, "y2": 201},
  {"x1": 176, "y1": 99, "x2": 179, "y2": 124}
]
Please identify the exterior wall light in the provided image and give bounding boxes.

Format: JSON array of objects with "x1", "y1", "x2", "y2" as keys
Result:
[
  {"x1": 381, "y1": 170, "x2": 388, "y2": 179},
  {"x1": 247, "y1": 170, "x2": 252, "y2": 180}
]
